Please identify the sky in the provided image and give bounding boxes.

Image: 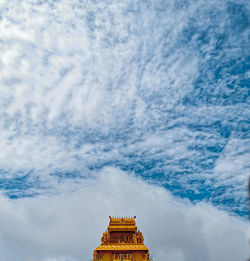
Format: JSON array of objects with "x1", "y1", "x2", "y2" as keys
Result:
[{"x1": 0, "y1": 0, "x2": 249, "y2": 260}]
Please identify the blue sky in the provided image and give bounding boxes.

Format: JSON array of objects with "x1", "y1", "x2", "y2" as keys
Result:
[{"x1": 0, "y1": 0, "x2": 249, "y2": 260}]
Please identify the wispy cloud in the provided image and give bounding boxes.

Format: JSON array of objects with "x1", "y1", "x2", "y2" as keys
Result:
[{"x1": 0, "y1": 1, "x2": 249, "y2": 258}]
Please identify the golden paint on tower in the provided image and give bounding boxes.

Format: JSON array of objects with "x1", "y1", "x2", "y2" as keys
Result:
[{"x1": 92, "y1": 216, "x2": 151, "y2": 261}]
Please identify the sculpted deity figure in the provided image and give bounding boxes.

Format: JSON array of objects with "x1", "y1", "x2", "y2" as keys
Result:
[
  {"x1": 101, "y1": 231, "x2": 110, "y2": 244},
  {"x1": 137, "y1": 231, "x2": 144, "y2": 243},
  {"x1": 113, "y1": 253, "x2": 120, "y2": 260},
  {"x1": 133, "y1": 233, "x2": 137, "y2": 243},
  {"x1": 124, "y1": 253, "x2": 132, "y2": 260}
]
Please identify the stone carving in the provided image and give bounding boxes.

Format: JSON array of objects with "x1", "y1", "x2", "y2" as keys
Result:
[
  {"x1": 101, "y1": 231, "x2": 110, "y2": 244},
  {"x1": 133, "y1": 233, "x2": 137, "y2": 243},
  {"x1": 137, "y1": 230, "x2": 144, "y2": 243},
  {"x1": 109, "y1": 232, "x2": 135, "y2": 244},
  {"x1": 93, "y1": 251, "x2": 102, "y2": 261},
  {"x1": 124, "y1": 253, "x2": 133, "y2": 260},
  {"x1": 113, "y1": 253, "x2": 120, "y2": 260},
  {"x1": 113, "y1": 253, "x2": 132, "y2": 261}
]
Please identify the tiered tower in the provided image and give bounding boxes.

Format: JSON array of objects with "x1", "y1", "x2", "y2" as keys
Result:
[{"x1": 93, "y1": 216, "x2": 150, "y2": 261}]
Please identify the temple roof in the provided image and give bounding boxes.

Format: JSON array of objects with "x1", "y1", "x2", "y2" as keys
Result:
[{"x1": 108, "y1": 216, "x2": 137, "y2": 232}]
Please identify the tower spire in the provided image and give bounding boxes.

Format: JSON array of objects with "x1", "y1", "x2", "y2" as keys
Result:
[{"x1": 92, "y1": 216, "x2": 150, "y2": 261}]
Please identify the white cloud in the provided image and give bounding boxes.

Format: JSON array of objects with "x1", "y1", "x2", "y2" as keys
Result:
[
  {"x1": 0, "y1": 0, "x2": 200, "y2": 128},
  {"x1": 0, "y1": 167, "x2": 248, "y2": 261}
]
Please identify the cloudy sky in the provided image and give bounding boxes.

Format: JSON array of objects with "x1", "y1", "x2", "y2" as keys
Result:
[{"x1": 0, "y1": 0, "x2": 249, "y2": 260}]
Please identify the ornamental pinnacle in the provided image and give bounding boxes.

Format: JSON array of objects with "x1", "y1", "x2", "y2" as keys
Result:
[{"x1": 92, "y1": 216, "x2": 151, "y2": 261}]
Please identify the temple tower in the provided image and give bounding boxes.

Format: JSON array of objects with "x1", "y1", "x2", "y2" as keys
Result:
[{"x1": 92, "y1": 216, "x2": 150, "y2": 261}]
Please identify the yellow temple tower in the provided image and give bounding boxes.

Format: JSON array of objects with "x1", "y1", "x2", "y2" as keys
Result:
[{"x1": 92, "y1": 216, "x2": 151, "y2": 261}]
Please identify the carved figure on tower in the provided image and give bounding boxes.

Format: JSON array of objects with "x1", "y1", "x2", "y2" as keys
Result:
[
  {"x1": 137, "y1": 230, "x2": 144, "y2": 244},
  {"x1": 101, "y1": 231, "x2": 110, "y2": 244}
]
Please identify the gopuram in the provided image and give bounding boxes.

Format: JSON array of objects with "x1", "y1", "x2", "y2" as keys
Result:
[{"x1": 92, "y1": 216, "x2": 151, "y2": 261}]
